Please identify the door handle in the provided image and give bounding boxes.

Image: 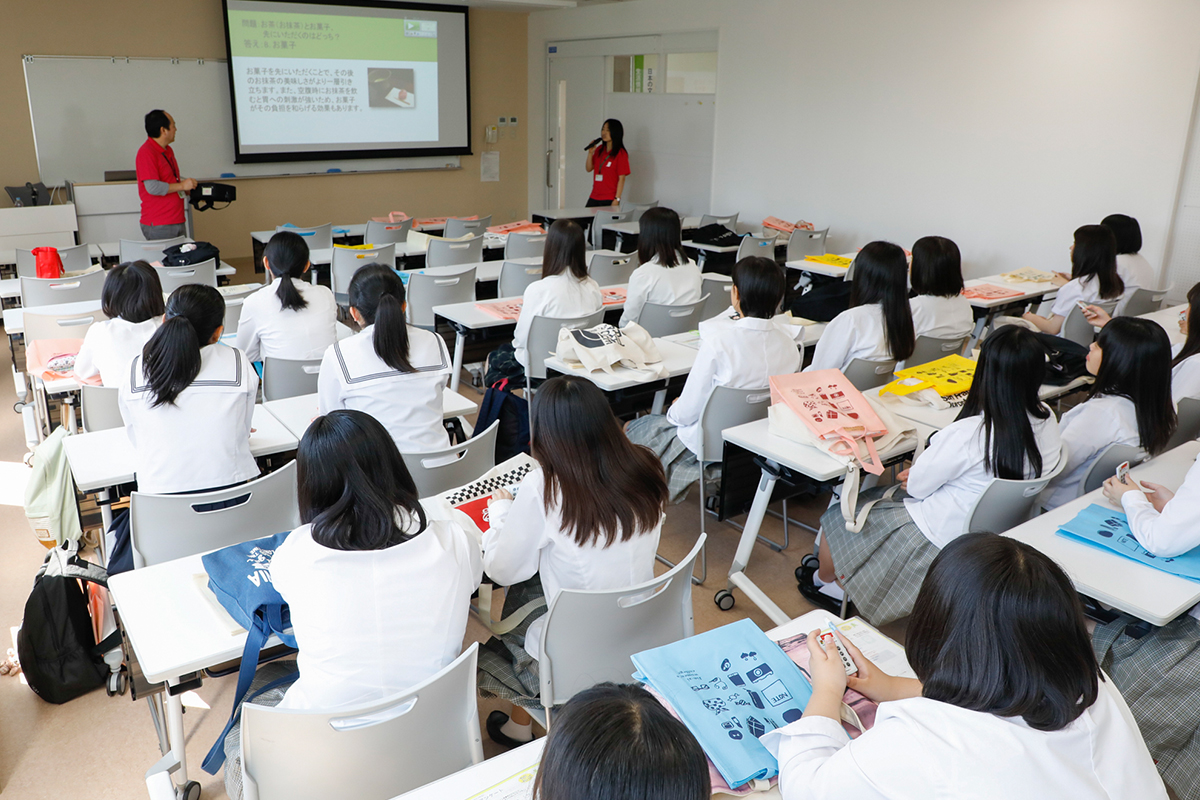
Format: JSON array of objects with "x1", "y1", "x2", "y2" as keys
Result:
[{"x1": 546, "y1": 149, "x2": 553, "y2": 188}]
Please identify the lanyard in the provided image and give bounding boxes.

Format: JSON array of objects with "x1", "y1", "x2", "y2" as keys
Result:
[{"x1": 161, "y1": 147, "x2": 179, "y2": 182}]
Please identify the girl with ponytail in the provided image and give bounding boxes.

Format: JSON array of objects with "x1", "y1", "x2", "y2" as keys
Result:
[
  {"x1": 317, "y1": 264, "x2": 454, "y2": 454},
  {"x1": 236, "y1": 230, "x2": 337, "y2": 362}
]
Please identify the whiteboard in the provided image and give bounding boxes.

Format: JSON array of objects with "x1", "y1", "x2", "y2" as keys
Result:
[{"x1": 23, "y1": 55, "x2": 460, "y2": 185}]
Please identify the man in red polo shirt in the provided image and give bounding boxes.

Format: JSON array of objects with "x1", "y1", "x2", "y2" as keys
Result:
[{"x1": 136, "y1": 110, "x2": 197, "y2": 240}]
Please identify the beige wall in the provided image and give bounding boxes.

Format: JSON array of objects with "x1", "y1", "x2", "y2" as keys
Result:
[{"x1": 1, "y1": 1, "x2": 528, "y2": 259}]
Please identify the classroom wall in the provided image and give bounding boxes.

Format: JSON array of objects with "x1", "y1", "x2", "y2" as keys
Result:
[
  {"x1": 527, "y1": 0, "x2": 1200, "y2": 278},
  {"x1": 0, "y1": 0, "x2": 529, "y2": 260}
]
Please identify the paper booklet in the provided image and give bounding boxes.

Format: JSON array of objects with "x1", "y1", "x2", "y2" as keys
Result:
[
  {"x1": 1057, "y1": 503, "x2": 1200, "y2": 581},
  {"x1": 962, "y1": 283, "x2": 1024, "y2": 300},
  {"x1": 1001, "y1": 267, "x2": 1055, "y2": 284},
  {"x1": 803, "y1": 254, "x2": 853, "y2": 268},
  {"x1": 475, "y1": 299, "x2": 524, "y2": 320}
]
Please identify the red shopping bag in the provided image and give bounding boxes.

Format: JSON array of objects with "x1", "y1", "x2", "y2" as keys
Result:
[{"x1": 32, "y1": 247, "x2": 63, "y2": 279}]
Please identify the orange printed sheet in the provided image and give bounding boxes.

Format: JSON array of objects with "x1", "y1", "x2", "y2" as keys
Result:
[
  {"x1": 601, "y1": 287, "x2": 626, "y2": 305},
  {"x1": 476, "y1": 299, "x2": 524, "y2": 320},
  {"x1": 762, "y1": 217, "x2": 816, "y2": 234},
  {"x1": 487, "y1": 220, "x2": 545, "y2": 235},
  {"x1": 962, "y1": 283, "x2": 1024, "y2": 301},
  {"x1": 370, "y1": 211, "x2": 410, "y2": 223},
  {"x1": 415, "y1": 215, "x2": 478, "y2": 228}
]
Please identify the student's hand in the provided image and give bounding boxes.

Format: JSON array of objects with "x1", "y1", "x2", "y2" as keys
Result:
[
  {"x1": 489, "y1": 488, "x2": 513, "y2": 503},
  {"x1": 1139, "y1": 481, "x2": 1173, "y2": 513},
  {"x1": 896, "y1": 468, "x2": 910, "y2": 489},
  {"x1": 840, "y1": 637, "x2": 916, "y2": 703},
  {"x1": 1081, "y1": 305, "x2": 1112, "y2": 327},
  {"x1": 1051, "y1": 271, "x2": 1070, "y2": 286},
  {"x1": 1102, "y1": 475, "x2": 1148, "y2": 506},
  {"x1": 1022, "y1": 311, "x2": 1040, "y2": 323},
  {"x1": 250, "y1": 428, "x2": 257, "y2": 434},
  {"x1": 806, "y1": 630, "x2": 849, "y2": 699}
]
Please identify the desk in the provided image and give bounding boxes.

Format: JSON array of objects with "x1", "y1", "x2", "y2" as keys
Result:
[
  {"x1": 1140, "y1": 303, "x2": 1186, "y2": 347},
  {"x1": 604, "y1": 216, "x2": 702, "y2": 251},
  {"x1": 530, "y1": 206, "x2": 616, "y2": 222},
  {"x1": 962, "y1": 275, "x2": 1057, "y2": 349},
  {"x1": 1004, "y1": 440, "x2": 1200, "y2": 626},
  {"x1": 545, "y1": 334, "x2": 700, "y2": 415},
  {"x1": 263, "y1": 390, "x2": 478, "y2": 440},
  {"x1": 3, "y1": 298, "x2": 103, "y2": 336},
  {"x1": 783, "y1": 253, "x2": 858, "y2": 280}
]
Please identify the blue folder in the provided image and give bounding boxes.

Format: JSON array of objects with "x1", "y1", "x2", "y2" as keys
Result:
[{"x1": 1056, "y1": 503, "x2": 1200, "y2": 581}]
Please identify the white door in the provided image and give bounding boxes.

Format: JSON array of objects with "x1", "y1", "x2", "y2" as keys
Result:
[{"x1": 546, "y1": 56, "x2": 605, "y2": 209}]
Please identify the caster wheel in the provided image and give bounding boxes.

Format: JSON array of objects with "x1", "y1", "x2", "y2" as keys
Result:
[
  {"x1": 116, "y1": 669, "x2": 128, "y2": 696},
  {"x1": 105, "y1": 675, "x2": 116, "y2": 697},
  {"x1": 714, "y1": 589, "x2": 735, "y2": 611},
  {"x1": 179, "y1": 780, "x2": 201, "y2": 800},
  {"x1": 13, "y1": 402, "x2": 24, "y2": 413}
]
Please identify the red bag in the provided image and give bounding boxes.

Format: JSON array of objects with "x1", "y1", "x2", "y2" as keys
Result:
[{"x1": 32, "y1": 247, "x2": 63, "y2": 279}]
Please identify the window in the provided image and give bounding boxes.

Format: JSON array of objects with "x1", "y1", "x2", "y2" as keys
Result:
[
  {"x1": 610, "y1": 55, "x2": 659, "y2": 93},
  {"x1": 665, "y1": 52, "x2": 717, "y2": 94}
]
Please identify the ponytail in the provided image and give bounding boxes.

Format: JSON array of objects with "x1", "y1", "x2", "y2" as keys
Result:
[
  {"x1": 142, "y1": 284, "x2": 225, "y2": 407},
  {"x1": 265, "y1": 230, "x2": 311, "y2": 312},
  {"x1": 348, "y1": 264, "x2": 414, "y2": 372}
]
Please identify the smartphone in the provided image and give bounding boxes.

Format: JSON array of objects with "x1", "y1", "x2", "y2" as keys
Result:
[{"x1": 1078, "y1": 300, "x2": 1090, "y2": 312}]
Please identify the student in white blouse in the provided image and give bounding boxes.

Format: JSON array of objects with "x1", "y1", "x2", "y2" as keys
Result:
[
  {"x1": 1024, "y1": 224, "x2": 1124, "y2": 335},
  {"x1": 907, "y1": 235, "x2": 973, "y2": 341},
  {"x1": 236, "y1": 230, "x2": 337, "y2": 362},
  {"x1": 221, "y1": 409, "x2": 482, "y2": 800},
  {"x1": 807, "y1": 241, "x2": 915, "y2": 373},
  {"x1": 1042, "y1": 317, "x2": 1176, "y2": 509},
  {"x1": 809, "y1": 326, "x2": 1061, "y2": 625},
  {"x1": 73, "y1": 261, "x2": 164, "y2": 386},
  {"x1": 626, "y1": 256, "x2": 801, "y2": 501},
  {"x1": 480, "y1": 376, "x2": 669, "y2": 749},
  {"x1": 317, "y1": 264, "x2": 452, "y2": 455},
  {"x1": 770, "y1": 533, "x2": 1165, "y2": 800},
  {"x1": 1104, "y1": 213, "x2": 1158, "y2": 307},
  {"x1": 619, "y1": 206, "x2": 702, "y2": 327},
  {"x1": 1169, "y1": 284, "x2": 1200, "y2": 404}
]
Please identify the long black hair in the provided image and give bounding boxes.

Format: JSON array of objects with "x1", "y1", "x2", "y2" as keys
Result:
[
  {"x1": 534, "y1": 683, "x2": 709, "y2": 800},
  {"x1": 907, "y1": 533, "x2": 1101, "y2": 732},
  {"x1": 1089, "y1": 317, "x2": 1177, "y2": 455},
  {"x1": 1173, "y1": 282, "x2": 1200, "y2": 368},
  {"x1": 141, "y1": 284, "x2": 225, "y2": 407},
  {"x1": 297, "y1": 409, "x2": 427, "y2": 551},
  {"x1": 101, "y1": 260, "x2": 165, "y2": 323},
  {"x1": 264, "y1": 230, "x2": 310, "y2": 312},
  {"x1": 1071, "y1": 224, "x2": 1123, "y2": 300},
  {"x1": 956, "y1": 325, "x2": 1050, "y2": 480},
  {"x1": 637, "y1": 206, "x2": 684, "y2": 269},
  {"x1": 348, "y1": 264, "x2": 413, "y2": 372},
  {"x1": 850, "y1": 241, "x2": 915, "y2": 361},
  {"x1": 910, "y1": 236, "x2": 964, "y2": 298},
  {"x1": 542, "y1": 219, "x2": 588, "y2": 280},
  {"x1": 602, "y1": 118, "x2": 625, "y2": 156}
]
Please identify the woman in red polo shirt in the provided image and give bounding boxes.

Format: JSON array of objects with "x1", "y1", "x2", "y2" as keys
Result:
[{"x1": 585, "y1": 119, "x2": 630, "y2": 207}]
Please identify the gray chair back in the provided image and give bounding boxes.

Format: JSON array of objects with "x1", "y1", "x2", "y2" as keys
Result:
[
  {"x1": 119, "y1": 236, "x2": 189, "y2": 264},
  {"x1": 23, "y1": 306, "x2": 108, "y2": 343},
  {"x1": 1061, "y1": 299, "x2": 1118, "y2": 347},
  {"x1": 407, "y1": 265, "x2": 477, "y2": 328},
  {"x1": 503, "y1": 231, "x2": 548, "y2": 260},
  {"x1": 331, "y1": 244, "x2": 396, "y2": 304},
  {"x1": 400, "y1": 420, "x2": 499, "y2": 498},
  {"x1": 81, "y1": 385, "x2": 123, "y2": 432},
  {"x1": 364, "y1": 218, "x2": 413, "y2": 245},
  {"x1": 497, "y1": 261, "x2": 542, "y2": 298},
  {"x1": 588, "y1": 252, "x2": 638, "y2": 286},
  {"x1": 700, "y1": 275, "x2": 734, "y2": 320},
  {"x1": 786, "y1": 227, "x2": 829, "y2": 261},
  {"x1": 20, "y1": 270, "x2": 105, "y2": 307},
  {"x1": 1081, "y1": 443, "x2": 1147, "y2": 496},
  {"x1": 154, "y1": 260, "x2": 218, "y2": 294},
  {"x1": 843, "y1": 358, "x2": 897, "y2": 391},
  {"x1": 590, "y1": 210, "x2": 632, "y2": 249},
  {"x1": 223, "y1": 297, "x2": 244, "y2": 335},
  {"x1": 16, "y1": 244, "x2": 93, "y2": 279},
  {"x1": 964, "y1": 453, "x2": 1067, "y2": 535},
  {"x1": 637, "y1": 295, "x2": 710, "y2": 338},
  {"x1": 700, "y1": 213, "x2": 739, "y2": 228},
  {"x1": 619, "y1": 200, "x2": 658, "y2": 221},
  {"x1": 907, "y1": 335, "x2": 970, "y2": 367},
  {"x1": 524, "y1": 310, "x2": 606, "y2": 380},
  {"x1": 425, "y1": 235, "x2": 484, "y2": 269},
  {"x1": 736, "y1": 234, "x2": 778, "y2": 262},
  {"x1": 1166, "y1": 397, "x2": 1200, "y2": 450},
  {"x1": 275, "y1": 224, "x2": 333, "y2": 252},
  {"x1": 1122, "y1": 286, "x2": 1171, "y2": 317},
  {"x1": 443, "y1": 216, "x2": 492, "y2": 238},
  {"x1": 262, "y1": 357, "x2": 323, "y2": 401},
  {"x1": 698, "y1": 386, "x2": 773, "y2": 465}
]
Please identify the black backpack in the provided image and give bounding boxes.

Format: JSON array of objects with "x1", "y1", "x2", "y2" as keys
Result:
[
  {"x1": 689, "y1": 224, "x2": 741, "y2": 248},
  {"x1": 161, "y1": 240, "x2": 220, "y2": 267},
  {"x1": 17, "y1": 541, "x2": 119, "y2": 704},
  {"x1": 475, "y1": 379, "x2": 531, "y2": 462},
  {"x1": 1034, "y1": 333, "x2": 1090, "y2": 386}
]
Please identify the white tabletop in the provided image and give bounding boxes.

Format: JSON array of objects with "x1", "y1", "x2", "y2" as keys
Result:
[
  {"x1": 262, "y1": 391, "x2": 478, "y2": 440},
  {"x1": 62, "y1": 405, "x2": 297, "y2": 493},
  {"x1": 433, "y1": 284, "x2": 626, "y2": 332},
  {"x1": 864, "y1": 375, "x2": 1095, "y2": 431},
  {"x1": 783, "y1": 253, "x2": 858, "y2": 279},
  {"x1": 1004, "y1": 440, "x2": 1200, "y2": 625},
  {"x1": 0, "y1": 277, "x2": 20, "y2": 299},
  {"x1": 1140, "y1": 303, "x2": 1186, "y2": 347},
  {"x1": 543, "y1": 336, "x2": 699, "y2": 391},
  {"x1": 603, "y1": 216, "x2": 703, "y2": 236},
  {"x1": 963, "y1": 274, "x2": 1057, "y2": 309},
  {"x1": 531, "y1": 206, "x2": 617, "y2": 220}
]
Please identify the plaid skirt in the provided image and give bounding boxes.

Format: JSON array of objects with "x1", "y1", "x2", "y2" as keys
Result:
[
  {"x1": 624, "y1": 414, "x2": 707, "y2": 504},
  {"x1": 820, "y1": 487, "x2": 939, "y2": 626},
  {"x1": 1094, "y1": 613, "x2": 1200, "y2": 800},
  {"x1": 477, "y1": 576, "x2": 548, "y2": 710},
  {"x1": 485, "y1": 342, "x2": 526, "y2": 389},
  {"x1": 223, "y1": 659, "x2": 300, "y2": 800}
]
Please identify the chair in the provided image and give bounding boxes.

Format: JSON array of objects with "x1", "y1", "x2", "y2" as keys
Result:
[
  {"x1": 906, "y1": 335, "x2": 970, "y2": 367},
  {"x1": 497, "y1": 260, "x2": 542, "y2": 298},
  {"x1": 129, "y1": 462, "x2": 301, "y2": 569},
  {"x1": 274, "y1": 224, "x2": 333, "y2": 252},
  {"x1": 963, "y1": 453, "x2": 1067, "y2": 535},
  {"x1": 20, "y1": 270, "x2": 105, "y2": 307},
  {"x1": 1061, "y1": 299, "x2": 1118, "y2": 347},
  {"x1": 735, "y1": 234, "x2": 778, "y2": 262},
  {"x1": 636, "y1": 295, "x2": 710, "y2": 337},
  {"x1": 331, "y1": 244, "x2": 396, "y2": 304},
  {"x1": 118, "y1": 236, "x2": 189, "y2": 264},
  {"x1": 15, "y1": 244, "x2": 93, "y2": 278},
  {"x1": 364, "y1": 218, "x2": 413, "y2": 245},
  {"x1": 589, "y1": 210, "x2": 632, "y2": 250},
  {"x1": 504, "y1": 230, "x2": 548, "y2": 260},
  {"x1": 700, "y1": 275, "x2": 734, "y2": 320},
  {"x1": 1081, "y1": 443, "x2": 1147, "y2": 495},
  {"x1": 406, "y1": 266, "x2": 477, "y2": 329},
  {"x1": 223, "y1": 298, "x2": 244, "y2": 335},
  {"x1": 80, "y1": 385, "x2": 123, "y2": 432},
  {"x1": 22, "y1": 306, "x2": 108, "y2": 343},
  {"x1": 786, "y1": 227, "x2": 829, "y2": 261},
  {"x1": 240, "y1": 643, "x2": 484, "y2": 800},
  {"x1": 154, "y1": 260, "x2": 218, "y2": 294},
  {"x1": 533, "y1": 535, "x2": 704, "y2": 726},
  {"x1": 399, "y1": 420, "x2": 499, "y2": 498},
  {"x1": 262, "y1": 357, "x2": 322, "y2": 401},
  {"x1": 619, "y1": 200, "x2": 658, "y2": 221},
  {"x1": 443, "y1": 216, "x2": 492, "y2": 239},
  {"x1": 843, "y1": 358, "x2": 898, "y2": 391},
  {"x1": 700, "y1": 213, "x2": 739, "y2": 228},
  {"x1": 1166, "y1": 397, "x2": 1200, "y2": 450},
  {"x1": 588, "y1": 252, "x2": 638, "y2": 286},
  {"x1": 426, "y1": 235, "x2": 484, "y2": 269},
  {"x1": 523, "y1": 310, "x2": 606, "y2": 382},
  {"x1": 1121, "y1": 286, "x2": 1172, "y2": 317}
]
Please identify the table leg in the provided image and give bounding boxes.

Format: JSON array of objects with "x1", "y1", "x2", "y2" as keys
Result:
[
  {"x1": 449, "y1": 329, "x2": 467, "y2": 393},
  {"x1": 965, "y1": 314, "x2": 988, "y2": 352},
  {"x1": 725, "y1": 463, "x2": 792, "y2": 627},
  {"x1": 651, "y1": 388, "x2": 667, "y2": 416},
  {"x1": 165, "y1": 687, "x2": 189, "y2": 790}
]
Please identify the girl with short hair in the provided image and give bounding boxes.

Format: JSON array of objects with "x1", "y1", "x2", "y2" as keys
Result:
[
  {"x1": 619, "y1": 206, "x2": 702, "y2": 327},
  {"x1": 74, "y1": 260, "x2": 164, "y2": 386}
]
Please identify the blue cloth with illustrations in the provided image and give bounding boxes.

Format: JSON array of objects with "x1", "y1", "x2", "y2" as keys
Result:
[
  {"x1": 1057, "y1": 503, "x2": 1200, "y2": 581},
  {"x1": 631, "y1": 618, "x2": 813, "y2": 788}
]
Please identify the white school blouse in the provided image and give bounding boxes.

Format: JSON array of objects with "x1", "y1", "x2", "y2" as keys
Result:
[
  {"x1": 73, "y1": 317, "x2": 161, "y2": 387},
  {"x1": 1043, "y1": 395, "x2": 1139, "y2": 510},
  {"x1": 483, "y1": 467, "x2": 662, "y2": 660},
  {"x1": 118, "y1": 343, "x2": 259, "y2": 495},
  {"x1": 235, "y1": 279, "x2": 338, "y2": 362},
  {"x1": 908, "y1": 294, "x2": 973, "y2": 340},
  {"x1": 1049, "y1": 276, "x2": 1109, "y2": 318},
  {"x1": 904, "y1": 411, "x2": 1062, "y2": 548},
  {"x1": 512, "y1": 273, "x2": 603, "y2": 368},
  {"x1": 1121, "y1": 455, "x2": 1200, "y2": 558},
  {"x1": 760, "y1": 676, "x2": 1165, "y2": 800},
  {"x1": 1117, "y1": 252, "x2": 1156, "y2": 296},
  {"x1": 666, "y1": 316, "x2": 801, "y2": 457},
  {"x1": 317, "y1": 324, "x2": 452, "y2": 454},
  {"x1": 619, "y1": 256, "x2": 703, "y2": 327},
  {"x1": 806, "y1": 304, "x2": 893, "y2": 373},
  {"x1": 699, "y1": 307, "x2": 806, "y2": 345},
  {"x1": 270, "y1": 499, "x2": 483, "y2": 711},
  {"x1": 1171, "y1": 342, "x2": 1200, "y2": 404}
]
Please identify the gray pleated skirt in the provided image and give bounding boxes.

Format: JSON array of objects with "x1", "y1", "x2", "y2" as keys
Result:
[{"x1": 624, "y1": 414, "x2": 705, "y2": 504}]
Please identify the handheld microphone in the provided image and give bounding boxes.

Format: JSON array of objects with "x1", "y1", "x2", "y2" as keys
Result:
[
  {"x1": 584, "y1": 137, "x2": 602, "y2": 151},
  {"x1": 26, "y1": 182, "x2": 38, "y2": 206}
]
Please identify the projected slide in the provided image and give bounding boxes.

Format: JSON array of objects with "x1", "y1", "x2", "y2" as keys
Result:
[{"x1": 223, "y1": 1, "x2": 470, "y2": 162}]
